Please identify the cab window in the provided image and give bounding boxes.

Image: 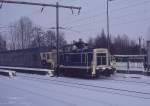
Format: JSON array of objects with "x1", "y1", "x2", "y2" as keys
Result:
[
  {"x1": 43, "y1": 53, "x2": 46, "y2": 59},
  {"x1": 97, "y1": 53, "x2": 106, "y2": 65},
  {"x1": 47, "y1": 53, "x2": 50, "y2": 59}
]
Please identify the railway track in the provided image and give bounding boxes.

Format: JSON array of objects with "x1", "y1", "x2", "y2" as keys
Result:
[
  {"x1": 107, "y1": 78, "x2": 150, "y2": 85},
  {"x1": 18, "y1": 74, "x2": 150, "y2": 100},
  {"x1": 0, "y1": 80, "x2": 76, "y2": 106},
  {"x1": 0, "y1": 76, "x2": 119, "y2": 106}
]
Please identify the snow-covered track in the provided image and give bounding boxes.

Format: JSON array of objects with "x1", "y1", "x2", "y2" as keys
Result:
[
  {"x1": 19, "y1": 74, "x2": 150, "y2": 99},
  {"x1": 104, "y1": 74, "x2": 150, "y2": 85},
  {"x1": 107, "y1": 78, "x2": 150, "y2": 85},
  {"x1": 0, "y1": 79, "x2": 76, "y2": 106}
]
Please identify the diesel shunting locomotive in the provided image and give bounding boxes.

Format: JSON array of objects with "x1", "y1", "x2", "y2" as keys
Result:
[
  {"x1": 41, "y1": 41, "x2": 116, "y2": 78},
  {"x1": 0, "y1": 41, "x2": 116, "y2": 78}
]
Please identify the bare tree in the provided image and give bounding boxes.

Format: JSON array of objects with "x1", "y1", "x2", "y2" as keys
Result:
[
  {"x1": 86, "y1": 29, "x2": 141, "y2": 55},
  {"x1": 0, "y1": 33, "x2": 6, "y2": 51},
  {"x1": 10, "y1": 17, "x2": 34, "y2": 49},
  {"x1": 9, "y1": 17, "x2": 67, "y2": 50},
  {"x1": 58, "y1": 32, "x2": 67, "y2": 48},
  {"x1": 9, "y1": 24, "x2": 16, "y2": 50},
  {"x1": 43, "y1": 30, "x2": 67, "y2": 49},
  {"x1": 44, "y1": 30, "x2": 56, "y2": 48},
  {"x1": 29, "y1": 27, "x2": 45, "y2": 48},
  {"x1": 94, "y1": 29, "x2": 107, "y2": 48},
  {"x1": 29, "y1": 29, "x2": 67, "y2": 49},
  {"x1": 87, "y1": 37, "x2": 94, "y2": 48}
]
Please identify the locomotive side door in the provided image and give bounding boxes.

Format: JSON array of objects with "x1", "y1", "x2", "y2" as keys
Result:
[{"x1": 91, "y1": 49, "x2": 97, "y2": 77}]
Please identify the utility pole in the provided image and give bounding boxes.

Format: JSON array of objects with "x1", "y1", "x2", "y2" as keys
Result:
[
  {"x1": 107, "y1": 0, "x2": 111, "y2": 65},
  {"x1": 106, "y1": 0, "x2": 114, "y2": 51},
  {"x1": 106, "y1": 0, "x2": 114, "y2": 65},
  {"x1": 0, "y1": 0, "x2": 81, "y2": 76},
  {"x1": 56, "y1": 2, "x2": 59, "y2": 76},
  {"x1": 107, "y1": 0, "x2": 110, "y2": 52}
]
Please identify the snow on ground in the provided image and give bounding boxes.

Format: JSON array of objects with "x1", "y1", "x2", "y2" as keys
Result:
[{"x1": 0, "y1": 73, "x2": 150, "y2": 106}]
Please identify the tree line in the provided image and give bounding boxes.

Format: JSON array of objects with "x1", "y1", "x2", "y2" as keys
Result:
[
  {"x1": 0, "y1": 17, "x2": 146, "y2": 55},
  {"x1": 8, "y1": 17, "x2": 67, "y2": 50},
  {"x1": 87, "y1": 29, "x2": 146, "y2": 55},
  {"x1": 0, "y1": 33, "x2": 6, "y2": 52}
]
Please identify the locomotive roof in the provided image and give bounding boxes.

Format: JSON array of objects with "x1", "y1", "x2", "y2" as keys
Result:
[
  {"x1": 61, "y1": 48, "x2": 109, "y2": 53},
  {"x1": 62, "y1": 48, "x2": 94, "y2": 53}
]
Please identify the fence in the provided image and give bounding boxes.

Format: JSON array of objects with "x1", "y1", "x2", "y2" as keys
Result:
[{"x1": 114, "y1": 55, "x2": 146, "y2": 74}]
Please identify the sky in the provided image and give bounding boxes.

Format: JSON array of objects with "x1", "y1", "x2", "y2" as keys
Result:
[{"x1": 0, "y1": 0, "x2": 150, "y2": 43}]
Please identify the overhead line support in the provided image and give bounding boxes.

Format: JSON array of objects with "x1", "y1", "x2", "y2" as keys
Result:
[
  {"x1": 0, "y1": 0, "x2": 81, "y2": 76},
  {"x1": 0, "y1": 0, "x2": 81, "y2": 9}
]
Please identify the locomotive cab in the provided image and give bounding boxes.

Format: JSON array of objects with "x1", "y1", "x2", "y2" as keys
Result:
[{"x1": 92, "y1": 49, "x2": 115, "y2": 77}]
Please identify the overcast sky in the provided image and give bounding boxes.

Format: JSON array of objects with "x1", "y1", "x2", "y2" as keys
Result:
[{"x1": 0, "y1": 0, "x2": 150, "y2": 43}]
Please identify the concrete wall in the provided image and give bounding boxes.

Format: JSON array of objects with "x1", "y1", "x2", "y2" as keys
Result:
[
  {"x1": 147, "y1": 41, "x2": 150, "y2": 65},
  {"x1": 0, "y1": 41, "x2": 6, "y2": 52},
  {"x1": 0, "y1": 47, "x2": 54, "y2": 68}
]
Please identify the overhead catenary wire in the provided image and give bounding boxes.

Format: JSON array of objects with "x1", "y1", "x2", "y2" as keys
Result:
[
  {"x1": 1, "y1": 11, "x2": 150, "y2": 37},
  {"x1": 58, "y1": 15, "x2": 150, "y2": 38},
  {"x1": 1, "y1": 14, "x2": 149, "y2": 39},
  {"x1": 1, "y1": 0, "x2": 149, "y2": 32},
  {"x1": 0, "y1": 0, "x2": 149, "y2": 41},
  {"x1": 66, "y1": 8, "x2": 150, "y2": 29},
  {"x1": 111, "y1": 16, "x2": 150, "y2": 27},
  {"x1": 67, "y1": 16, "x2": 150, "y2": 36},
  {"x1": 62, "y1": 0, "x2": 150, "y2": 27},
  {"x1": 60, "y1": 0, "x2": 145, "y2": 26}
]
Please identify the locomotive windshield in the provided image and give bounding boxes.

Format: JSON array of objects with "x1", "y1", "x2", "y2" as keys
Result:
[{"x1": 97, "y1": 53, "x2": 107, "y2": 65}]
